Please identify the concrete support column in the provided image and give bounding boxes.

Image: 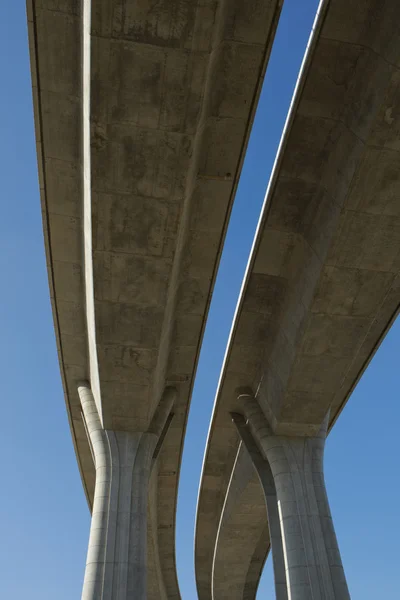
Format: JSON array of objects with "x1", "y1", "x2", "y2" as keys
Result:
[
  {"x1": 241, "y1": 394, "x2": 350, "y2": 600},
  {"x1": 231, "y1": 413, "x2": 288, "y2": 600},
  {"x1": 78, "y1": 383, "x2": 175, "y2": 600}
]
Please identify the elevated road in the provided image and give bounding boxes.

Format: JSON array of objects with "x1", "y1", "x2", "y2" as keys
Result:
[
  {"x1": 27, "y1": 0, "x2": 283, "y2": 597},
  {"x1": 195, "y1": 0, "x2": 400, "y2": 597}
]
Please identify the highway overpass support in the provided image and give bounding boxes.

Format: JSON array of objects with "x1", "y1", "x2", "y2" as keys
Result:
[
  {"x1": 78, "y1": 383, "x2": 175, "y2": 600},
  {"x1": 231, "y1": 412, "x2": 288, "y2": 600},
  {"x1": 238, "y1": 392, "x2": 350, "y2": 600}
]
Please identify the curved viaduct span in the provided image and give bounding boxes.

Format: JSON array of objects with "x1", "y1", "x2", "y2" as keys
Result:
[
  {"x1": 196, "y1": 0, "x2": 400, "y2": 598},
  {"x1": 27, "y1": 0, "x2": 283, "y2": 598}
]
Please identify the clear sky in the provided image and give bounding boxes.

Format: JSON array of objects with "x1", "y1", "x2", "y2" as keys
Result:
[{"x1": 1, "y1": 2, "x2": 399, "y2": 599}]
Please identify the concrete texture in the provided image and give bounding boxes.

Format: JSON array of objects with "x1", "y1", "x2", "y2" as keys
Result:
[
  {"x1": 243, "y1": 395, "x2": 350, "y2": 600},
  {"x1": 231, "y1": 412, "x2": 288, "y2": 600},
  {"x1": 78, "y1": 383, "x2": 175, "y2": 599},
  {"x1": 27, "y1": 0, "x2": 283, "y2": 596},
  {"x1": 210, "y1": 441, "x2": 270, "y2": 600},
  {"x1": 195, "y1": 0, "x2": 400, "y2": 597}
]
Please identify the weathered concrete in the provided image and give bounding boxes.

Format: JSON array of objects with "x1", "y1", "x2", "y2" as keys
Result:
[
  {"x1": 243, "y1": 394, "x2": 350, "y2": 600},
  {"x1": 78, "y1": 383, "x2": 175, "y2": 599},
  {"x1": 231, "y1": 412, "x2": 288, "y2": 600},
  {"x1": 209, "y1": 442, "x2": 270, "y2": 600},
  {"x1": 27, "y1": 0, "x2": 283, "y2": 595},
  {"x1": 195, "y1": 0, "x2": 400, "y2": 597}
]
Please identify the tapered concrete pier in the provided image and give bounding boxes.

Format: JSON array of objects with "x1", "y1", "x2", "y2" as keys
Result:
[
  {"x1": 78, "y1": 383, "x2": 175, "y2": 599},
  {"x1": 243, "y1": 394, "x2": 350, "y2": 600},
  {"x1": 231, "y1": 412, "x2": 288, "y2": 600}
]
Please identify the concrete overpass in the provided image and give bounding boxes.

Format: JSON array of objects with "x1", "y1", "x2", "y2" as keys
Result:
[
  {"x1": 27, "y1": 0, "x2": 283, "y2": 597},
  {"x1": 195, "y1": 0, "x2": 400, "y2": 598}
]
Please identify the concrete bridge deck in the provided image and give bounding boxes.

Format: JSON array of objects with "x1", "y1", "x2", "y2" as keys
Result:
[
  {"x1": 195, "y1": 0, "x2": 400, "y2": 597},
  {"x1": 27, "y1": 0, "x2": 283, "y2": 597}
]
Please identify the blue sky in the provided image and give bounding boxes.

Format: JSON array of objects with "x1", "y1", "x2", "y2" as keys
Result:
[{"x1": 1, "y1": 1, "x2": 399, "y2": 598}]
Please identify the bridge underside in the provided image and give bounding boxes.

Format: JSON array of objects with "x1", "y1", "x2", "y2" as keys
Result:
[
  {"x1": 196, "y1": 0, "x2": 400, "y2": 597},
  {"x1": 28, "y1": 0, "x2": 284, "y2": 597}
]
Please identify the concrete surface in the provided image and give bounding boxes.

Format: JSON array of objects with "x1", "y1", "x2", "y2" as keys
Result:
[
  {"x1": 210, "y1": 442, "x2": 270, "y2": 600},
  {"x1": 231, "y1": 412, "x2": 288, "y2": 600},
  {"x1": 195, "y1": 0, "x2": 400, "y2": 597},
  {"x1": 243, "y1": 395, "x2": 350, "y2": 600},
  {"x1": 78, "y1": 383, "x2": 174, "y2": 599},
  {"x1": 27, "y1": 0, "x2": 283, "y2": 597}
]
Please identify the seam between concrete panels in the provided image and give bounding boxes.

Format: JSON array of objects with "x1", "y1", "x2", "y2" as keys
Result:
[{"x1": 82, "y1": 0, "x2": 102, "y2": 421}]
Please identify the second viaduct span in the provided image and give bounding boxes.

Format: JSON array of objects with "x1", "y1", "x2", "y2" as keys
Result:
[{"x1": 196, "y1": 0, "x2": 400, "y2": 598}]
